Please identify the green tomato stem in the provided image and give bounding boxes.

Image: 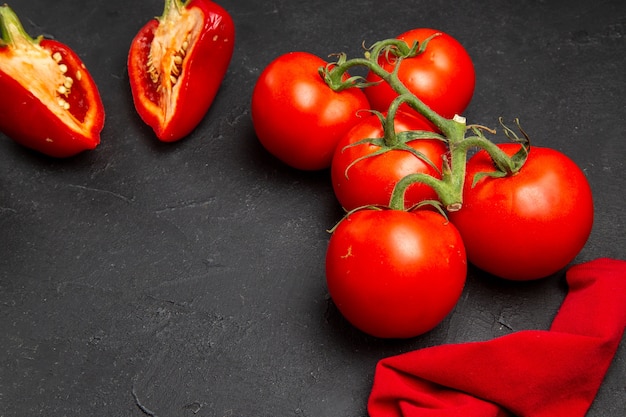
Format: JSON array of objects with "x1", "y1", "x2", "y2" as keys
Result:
[
  {"x1": 388, "y1": 116, "x2": 468, "y2": 211},
  {"x1": 381, "y1": 95, "x2": 407, "y2": 147},
  {"x1": 323, "y1": 37, "x2": 527, "y2": 212},
  {"x1": 325, "y1": 38, "x2": 457, "y2": 136}
]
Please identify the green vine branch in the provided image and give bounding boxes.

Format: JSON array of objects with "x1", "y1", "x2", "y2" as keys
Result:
[{"x1": 319, "y1": 36, "x2": 531, "y2": 212}]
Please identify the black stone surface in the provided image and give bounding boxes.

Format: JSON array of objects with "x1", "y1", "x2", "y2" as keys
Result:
[{"x1": 1, "y1": 0, "x2": 625, "y2": 416}]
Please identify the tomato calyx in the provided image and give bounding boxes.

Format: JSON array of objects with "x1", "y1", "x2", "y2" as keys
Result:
[
  {"x1": 467, "y1": 118, "x2": 531, "y2": 186},
  {"x1": 328, "y1": 201, "x2": 447, "y2": 237},
  {"x1": 321, "y1": 35, "x2": 453, "y2": 135},
  {"x1": 340, "y1": 100, "x2": 446, "y2": 181},
  {"x1": 327, "y1": 204, "x2": 384, "y2": 234},
  {"x1": 320, "y1": 35, "x2": 440, "y2": 93}
]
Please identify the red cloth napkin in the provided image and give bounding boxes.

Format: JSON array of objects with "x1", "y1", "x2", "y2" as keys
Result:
[{"x1": 368, "y1": 258, "x2": 626, "y2": 417}]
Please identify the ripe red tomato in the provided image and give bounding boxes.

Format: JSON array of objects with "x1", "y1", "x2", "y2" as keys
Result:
[
  {"x1": 251, "y1": 52, "x2": 370, "y2": 170},
  {"x1": 449, "y1": 144, "x2": 594, "y2": 281},
  {"x1": 325, "y1": 209, "x2": 467, "y2": 338},
  {"x1": 364, "y1": 28, "x2": 475, "y2": 120},
  {"x1": 331, "y1": 111, "x2": 447, "y2": 211}
]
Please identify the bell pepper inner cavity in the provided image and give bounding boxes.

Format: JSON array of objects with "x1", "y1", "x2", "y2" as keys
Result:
[
  {"x1": 0, "y1": 8, "x2": 93, "y2": 135},
  {"x1": 147, "y1": 4, "x2": 203, "y2": 123}
]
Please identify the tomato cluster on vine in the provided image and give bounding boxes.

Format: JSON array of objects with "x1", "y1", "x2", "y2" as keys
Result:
[{"x1": 251, "y1": 28, "x2": 594, "y2": 339}]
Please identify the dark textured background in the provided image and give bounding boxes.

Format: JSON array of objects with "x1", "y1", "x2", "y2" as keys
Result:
[{"x1": 1, "y1": 0, "x2": 625, "y2": 416}]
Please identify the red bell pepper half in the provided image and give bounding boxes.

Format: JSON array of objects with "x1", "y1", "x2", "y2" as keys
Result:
[
  {"x1": 128, "y1": 0, "x2": 235, "y2": 142},
  {"x1": 0, "y1": 4, "x2": 105, "y2": 158}
]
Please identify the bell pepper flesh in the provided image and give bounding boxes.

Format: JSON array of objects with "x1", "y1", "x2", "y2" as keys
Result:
[
  {"x1": 128, "y1": 0, "x2": 235, "y2": 142},
  {"x1": 0, "y1": 5, "x2": 105, "y2": 158}
]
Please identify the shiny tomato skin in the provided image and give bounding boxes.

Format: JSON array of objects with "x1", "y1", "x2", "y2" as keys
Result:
[
  {"x1": 325, "y1": 209, "x2": 467, "y2": 339},
  {"x1": 449, "y1": 144, "x2": 594, "y2": 281},
  {"x1": 365, "y1": 28, "x2": 475, "y2": 119},
  {"x1": 331, "y1": 111, "x2": 447, "y2": 211},
  {"x1": 251, "y1": 52, "x2": 370, "y2": 171}
]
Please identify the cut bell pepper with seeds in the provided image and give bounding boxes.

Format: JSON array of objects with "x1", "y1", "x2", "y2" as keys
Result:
[
  {"x1": 128, "y1": 0, "x2": 235, "y2": 142},
  {"x1": 0, "y1": 4, "x2": 105, "y2": 158}
]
